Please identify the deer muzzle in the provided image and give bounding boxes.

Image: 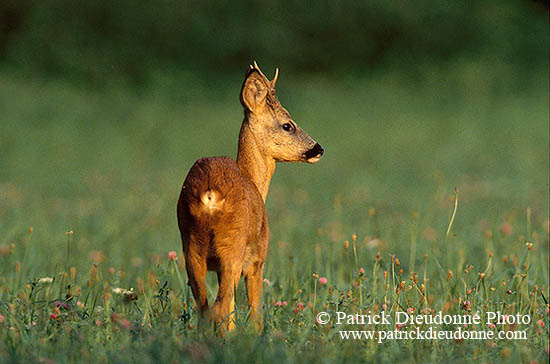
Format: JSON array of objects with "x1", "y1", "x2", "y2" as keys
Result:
[{"x1": 304, "y1": 143, "x2": 324, "y2": 163}]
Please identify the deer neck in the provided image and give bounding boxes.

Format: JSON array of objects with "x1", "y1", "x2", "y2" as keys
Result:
[{"x1": 236, "y1": 119, "x2": 275, "y2": 203}]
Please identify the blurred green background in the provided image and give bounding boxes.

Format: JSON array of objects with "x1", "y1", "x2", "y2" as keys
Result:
[
  {"x1": 0, "y1": 0, "x2": 548, "y2": 83},
  {"x1": 0, "y1": 0, "x2": 548, "y2": 284}
]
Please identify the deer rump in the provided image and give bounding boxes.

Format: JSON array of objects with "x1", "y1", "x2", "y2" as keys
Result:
[{"x1": 177, "y1": 156, "x2": 268, "y2": 274}]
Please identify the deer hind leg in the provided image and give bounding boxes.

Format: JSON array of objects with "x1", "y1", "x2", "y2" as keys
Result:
[
  {"x1": 212, "y1": 262, "x2": 242, "y2": 334},
  {"x1": 244, "y1": 261, "x2": 264, "y2": 332},
  {"x1": 183, "y1": 250, "x2": 208, "y2": 326}
]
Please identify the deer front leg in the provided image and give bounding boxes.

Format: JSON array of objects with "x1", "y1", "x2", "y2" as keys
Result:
[{"x1": 245, "y1": 261, "x2": 264, "y2": 332}]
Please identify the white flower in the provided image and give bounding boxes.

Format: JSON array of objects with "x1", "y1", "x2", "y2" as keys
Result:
[
  {"x1": 112, "y1": 287, "x2": 138, "y2": 302},
  {"x1": 37, "y1": 277, "x2": 53, "y2": 284}
]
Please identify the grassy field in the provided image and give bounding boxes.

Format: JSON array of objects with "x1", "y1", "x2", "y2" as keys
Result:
[{"x1": 0, "y1": 64, "x2": 548, "y2": 363}]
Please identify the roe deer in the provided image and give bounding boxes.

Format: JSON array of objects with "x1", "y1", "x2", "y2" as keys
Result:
[{"x1": 177, "y1": 62, "x2": 323, "y2": 333}]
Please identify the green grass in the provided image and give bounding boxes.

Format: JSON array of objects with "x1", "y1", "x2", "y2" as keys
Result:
[{"x1": 0, "y1": 64, "x2": 548, "y2": 363}]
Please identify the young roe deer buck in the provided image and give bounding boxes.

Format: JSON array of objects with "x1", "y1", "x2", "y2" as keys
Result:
[{"x1": 177, "y1": 62, "x2": 324, "y2": 333}]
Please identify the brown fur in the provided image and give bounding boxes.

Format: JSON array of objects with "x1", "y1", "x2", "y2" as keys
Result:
[{"x1": 177, "y1": 62, "x2": 323, "y2": 334}]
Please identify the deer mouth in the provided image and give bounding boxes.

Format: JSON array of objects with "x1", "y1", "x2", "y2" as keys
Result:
[
  {"x1": 307, "y1": 156, "x2": 322, "y2": 164},
  {"x1": 304, "y1": 143, "x2": 324, "y2": 163}
]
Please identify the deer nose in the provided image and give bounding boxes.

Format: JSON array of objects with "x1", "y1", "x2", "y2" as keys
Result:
[{"x1": 305, "y1": 143, "x2": 324, "y2": 159}]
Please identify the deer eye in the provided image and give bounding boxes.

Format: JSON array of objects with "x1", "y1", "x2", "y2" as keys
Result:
[{"x1": 282, "y1": 123, "x2": 292, "y2": 132}]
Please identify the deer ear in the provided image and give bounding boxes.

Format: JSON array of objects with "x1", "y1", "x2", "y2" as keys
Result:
[{"x1": 240, "y1": 70, "x2": 269, "y2": 113}]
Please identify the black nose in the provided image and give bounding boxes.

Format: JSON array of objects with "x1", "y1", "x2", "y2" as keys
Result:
[{"x1": 305, "y1": 143, "x2": 324, "y2": 159}]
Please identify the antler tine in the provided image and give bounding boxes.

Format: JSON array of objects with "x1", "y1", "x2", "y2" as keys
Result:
[
  {"x1": 252, "y1": 60, "x2": 269, "y2": 82},
  {"x1": 271, "y1": 67, "x2": 279, "y2": 88}
]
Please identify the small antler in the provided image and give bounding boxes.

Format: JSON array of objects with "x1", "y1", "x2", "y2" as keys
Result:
[
  {"x1": 271, "y1": 68, "x2": 279, "y2": 88},
  {"x1": 251, "y1": 61, "x2": 278, "y2": 89},
  {"x1": 252, "y1": 61, "x2": 266, "y2": 80}
]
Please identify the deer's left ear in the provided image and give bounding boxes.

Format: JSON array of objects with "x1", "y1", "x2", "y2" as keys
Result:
[{"x1": 240, "y1": 69, "x2": 269, "y2": 113}]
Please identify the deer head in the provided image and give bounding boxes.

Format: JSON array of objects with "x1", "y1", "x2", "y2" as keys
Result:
[{"x1": 239, "y1": 62, "x2": 324, "y2": 164}]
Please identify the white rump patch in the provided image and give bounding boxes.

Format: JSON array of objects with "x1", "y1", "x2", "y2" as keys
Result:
[{"x1": 200, "y1": 190, "x2": 224, "y2": 212}]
